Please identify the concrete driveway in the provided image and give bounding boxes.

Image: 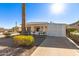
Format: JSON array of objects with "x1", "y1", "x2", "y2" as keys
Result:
[{"x1": 31, "y1": 36, "x2": 79, "y2": 56}]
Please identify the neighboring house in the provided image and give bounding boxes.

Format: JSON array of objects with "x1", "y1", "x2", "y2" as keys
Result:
[
  {"x1": 69, "y1": 20, "x2": 79, "y2": 30},
  {"x1": 0, "y1": 28, "x2": 5, "y2": 34},
  {"x1": 11, "y1": 27, "x2": 18, "y2": 32},
  {"x1": 0, "y1": 28, "x2": 9, "y2": 34}
]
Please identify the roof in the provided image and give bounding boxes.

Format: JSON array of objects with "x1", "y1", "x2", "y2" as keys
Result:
[
  {"x1": 70, "y1": 20, "x2": 79, "y2": 26},
  {"x1": 27, "y1": 22, "x2": 49, "y2": 25}
]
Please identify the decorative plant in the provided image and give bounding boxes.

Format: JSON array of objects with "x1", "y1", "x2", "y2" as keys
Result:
[{"x1": 13, "y1": 35, "x2": 35, "y2": 46}]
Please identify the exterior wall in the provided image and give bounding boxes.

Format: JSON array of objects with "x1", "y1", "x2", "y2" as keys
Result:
[
  {"x1": 27, "y1": 24, "x2": 48, "y2": 32},
  {"x1": 13, "y1": 22, "x2": 66, "y2": 37},
  {"x1": 47, "y1": 23, "x2": 66, "y2": 37},
  {"x1": 0, "y1": 28, "x2": 5, "y2": 33},
  {"x1": 15, "y1": 24, "x2": 48, "y2": 32}
]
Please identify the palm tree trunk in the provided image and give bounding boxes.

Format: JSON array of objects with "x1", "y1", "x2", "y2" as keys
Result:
[{"x1": 21, "y1": 3, "x2": 26, "y2": 34}]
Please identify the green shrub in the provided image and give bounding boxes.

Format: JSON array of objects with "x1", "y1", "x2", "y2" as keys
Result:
[
  {"x1": 66, "y1": 28, "x2": 77, "y2": 32},
  {"x1": 66, "y1": 28, "x2": 79, "y2": 43},
  {"x1": 70, "y1": 33, "x2": 79, "y2": 43},
  {"x1": 13, "y1": 35, "x2": 35, "y2": 46},
  {"x1": 66, "y1": 28, "x2": 77, "y2": 37}
]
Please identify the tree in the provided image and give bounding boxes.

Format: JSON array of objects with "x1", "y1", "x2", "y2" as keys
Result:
[{"x1": 21, "y1": 3, "x2": 27, "y2": 34}]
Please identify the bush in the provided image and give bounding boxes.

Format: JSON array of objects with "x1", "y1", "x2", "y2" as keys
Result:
[
  {"x1": 70, "y1": 33, "x2": 79, "y2": 43},
  {"x1": 66, "y1": 28, "x2": 77, "y2": 37},
  {"x1": 13, "y1": 35, "x2": 35, "y2": 46},
  {"x1": 66, "y1": 28, "x2": 77, "y2": 32}
]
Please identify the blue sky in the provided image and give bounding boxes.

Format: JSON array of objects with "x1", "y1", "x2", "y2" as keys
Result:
[{"x1": 0, "y1": 3, "x2": 79, "y2": 29}]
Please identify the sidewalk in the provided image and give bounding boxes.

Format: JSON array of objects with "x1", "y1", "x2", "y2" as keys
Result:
[{"x1": 31, "y1": 36, "x2": 79, "y2": 56}]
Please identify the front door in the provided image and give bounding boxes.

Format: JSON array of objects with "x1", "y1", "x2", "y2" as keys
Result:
[
  {"x1": 27, "y1": 27, "x2": 31, "y2": 34},
  {"x1": 36, "y1": 27, "x2": 40, "y2": 32}
]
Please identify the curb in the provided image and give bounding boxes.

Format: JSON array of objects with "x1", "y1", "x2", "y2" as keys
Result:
[{"x1": 66, "y1": 37, "x2": 79, "y2": 49}]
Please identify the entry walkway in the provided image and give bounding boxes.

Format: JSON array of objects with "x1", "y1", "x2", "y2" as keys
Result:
[{"x1": 31, "y1": 36, "x2": 79, "y2": 56}]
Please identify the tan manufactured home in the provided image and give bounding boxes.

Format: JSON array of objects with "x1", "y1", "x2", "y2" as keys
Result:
[{"x1": 12, "y1": 22, "x2": 48, "y2": 33}]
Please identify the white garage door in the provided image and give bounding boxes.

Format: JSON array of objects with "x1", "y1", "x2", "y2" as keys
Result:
[{"x1": 47, "y1": 23, "x2": 66, "y2": 37}]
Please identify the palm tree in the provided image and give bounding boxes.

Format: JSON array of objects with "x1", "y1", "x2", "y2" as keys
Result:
[{"x1": 21, "y1": 3, "x2": 27, "y2": 34}]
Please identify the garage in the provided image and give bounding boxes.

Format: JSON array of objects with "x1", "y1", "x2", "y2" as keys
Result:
[{"x1": 47, "y1": 23, "x2": 66, "y2": 37}]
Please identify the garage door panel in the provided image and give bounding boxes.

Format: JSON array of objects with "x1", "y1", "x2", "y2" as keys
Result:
[{"x1": 47, "y1": 24, "x2": 66, "y2": 37}]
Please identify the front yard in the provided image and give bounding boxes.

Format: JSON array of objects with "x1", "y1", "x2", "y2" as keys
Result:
[{"x1": 0, "y1": 35, "x2": 45, "y2": 56}]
